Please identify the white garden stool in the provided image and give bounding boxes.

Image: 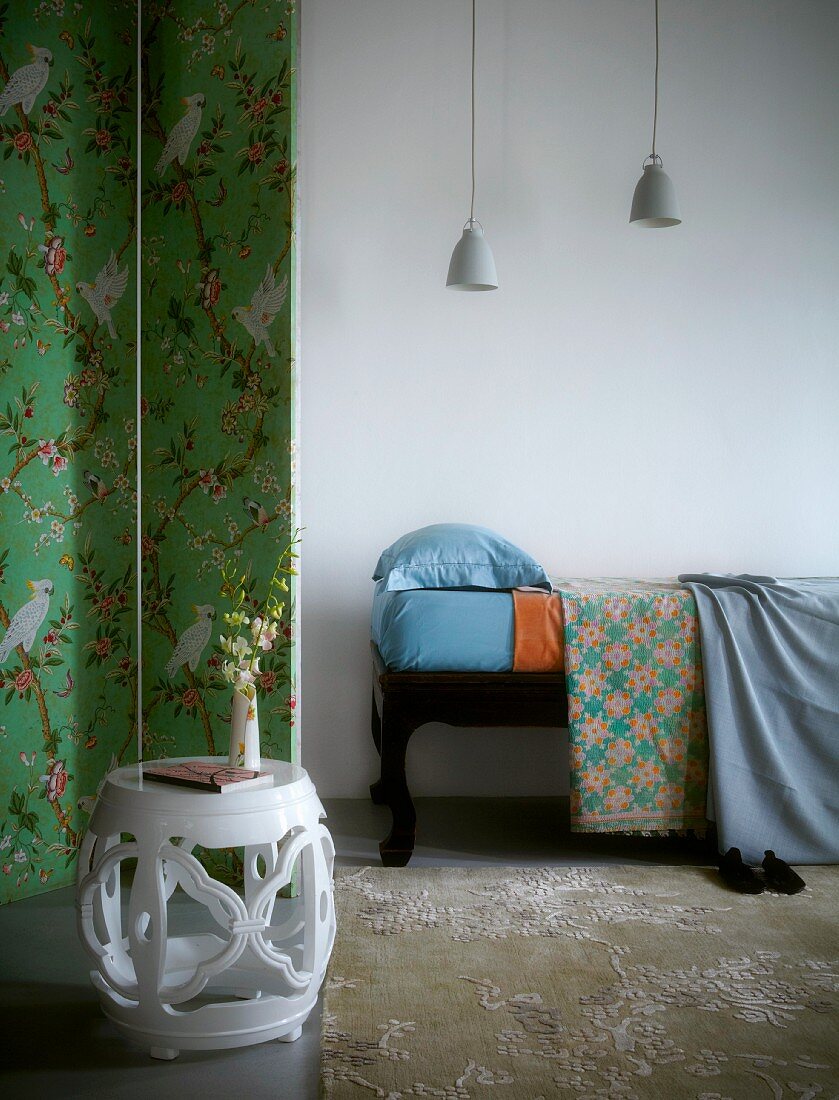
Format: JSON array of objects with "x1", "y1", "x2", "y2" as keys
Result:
[{"x1": 75, "y1": 757, "x2": 335, "y2": 1060}]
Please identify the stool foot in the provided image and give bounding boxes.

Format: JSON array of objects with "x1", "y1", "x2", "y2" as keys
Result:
[
  {"x1": 150, "y1": 1046, "x2": 179, "y2": 1060},
  {"x1": 277, "y1": 1026, "x2": 302, "y2": 1043}
]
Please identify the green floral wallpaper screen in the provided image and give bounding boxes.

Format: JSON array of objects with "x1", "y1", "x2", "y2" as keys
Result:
[{"x1": 0, "y1": 0, "x2": 298, "y2": 906}]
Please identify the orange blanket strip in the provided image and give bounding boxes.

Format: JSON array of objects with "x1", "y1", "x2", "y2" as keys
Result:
[{"x1": 512, "y1": 590, "x2": 564, "y2": 672}]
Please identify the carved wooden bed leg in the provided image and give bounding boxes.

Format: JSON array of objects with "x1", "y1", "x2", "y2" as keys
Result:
[
  {"x1": 369, "y1": 690, "x2": 387, "y2": 805},
  {"x1": 379, "y1": 715, "x2": 417, "y2": 867}
]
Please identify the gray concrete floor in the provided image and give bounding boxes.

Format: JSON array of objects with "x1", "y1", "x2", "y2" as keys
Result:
[{"x1": 0, "y1": 797, "x2": 713, "y2": 1099}]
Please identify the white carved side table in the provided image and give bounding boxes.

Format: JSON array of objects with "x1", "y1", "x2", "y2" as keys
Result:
[{"x1": 76, "y1": 757, "x2": 335, "y2": 1060}]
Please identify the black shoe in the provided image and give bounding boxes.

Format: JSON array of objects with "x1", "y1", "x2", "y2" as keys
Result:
[
  {"x1": 762, "y1": 851, "x2": 806, "y2": 895},
  {"x1": 718, "y1": 847, "x2": 764, "y2": 894}
]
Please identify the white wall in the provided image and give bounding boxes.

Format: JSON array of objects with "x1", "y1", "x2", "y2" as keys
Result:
[{"x1": 299, "y1": 0, "x2": 839, "y2": 798}]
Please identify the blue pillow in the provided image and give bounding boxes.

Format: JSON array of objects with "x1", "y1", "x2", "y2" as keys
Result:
[{"x1": 373, "y1": 524, "x2": 551, "y2": 592}]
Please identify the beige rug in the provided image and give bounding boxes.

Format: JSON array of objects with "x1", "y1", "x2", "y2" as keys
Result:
[{"x1": 321, "y1": 865, "x2": 839, "y2": 1099}]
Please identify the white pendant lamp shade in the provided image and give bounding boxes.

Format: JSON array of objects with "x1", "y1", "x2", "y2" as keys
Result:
[
  {"x1": 630, "y1": 159, "x2": 681, "y2": 227},
  {"x1": 446, "y1": 0, "x2": 498, "y2": 290},
  {"x1": 447, "y1": 219, "x2": 498, "y2": 290},
  {"x1": 631, "y1": 0, "x2": 681, "y2": 229}
]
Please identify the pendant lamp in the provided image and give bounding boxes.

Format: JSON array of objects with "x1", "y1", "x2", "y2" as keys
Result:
[
  {"x1": 630, "y1": 0, "x2": 681, "y2": 228},
  {"x1": 446, "y1": 0, "x2": 498, "y2": 290}
]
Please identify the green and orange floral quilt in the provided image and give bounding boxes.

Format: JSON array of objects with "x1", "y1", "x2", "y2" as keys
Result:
[{"x1": 554, "y1": 579, "x2": 709, "y2": 833}]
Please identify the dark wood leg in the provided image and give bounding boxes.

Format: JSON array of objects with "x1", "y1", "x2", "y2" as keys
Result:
[
  {"x1": 370, "y1": 689, "x2": 382, "y2": 755},
  {"x1": 369, "y1": 691, "x2": 387, "y2": 804},
  {"x1": 379, "y1": 716, "x2": 417, "y2": 867}
]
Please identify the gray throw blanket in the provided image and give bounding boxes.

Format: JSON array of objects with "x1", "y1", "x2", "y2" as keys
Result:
[{"x1": 678, "y1": 574, "x2": 839, "y2": 864}]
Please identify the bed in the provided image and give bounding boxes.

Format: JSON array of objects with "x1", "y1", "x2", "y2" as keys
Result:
[{"x1": 368, "y1": 526, "x2": 710, "y2": 866}]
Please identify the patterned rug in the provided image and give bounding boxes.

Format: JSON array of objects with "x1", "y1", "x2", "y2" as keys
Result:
[{"x1": 321, "y1": 865, "x2": 839, "y2": 1099}]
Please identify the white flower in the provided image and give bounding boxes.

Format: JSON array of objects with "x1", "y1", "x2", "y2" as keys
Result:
[
  {"x1": 0, "y1": 292, "x2": 8, "y2": 306},
  {"x1": 0, "y1": 835, "x2": 11, "y2": 851},
  {"x1": 221, "y1": 659, "x2": 239, "y2": 684},
  {"x1": 223, "y1": 611, "x2": 248, "y2": 628},
  {"x1": 14, "y1": 849, "x2": 27, "y2": 863},
  {"x1": 221, "y1": 634, "x2": 251, "y2": 661},
  {"x1": 11, "y1": 311, "x2": 24, "y2": 326}
]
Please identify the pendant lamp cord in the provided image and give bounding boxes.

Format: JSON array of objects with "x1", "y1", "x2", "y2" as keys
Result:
[
  {"x1": 651, "y1": 0, "x2": 659, "y2": 159},
  {"x1": 470, "y1": 0, "x2": 476, "y2": 222}
]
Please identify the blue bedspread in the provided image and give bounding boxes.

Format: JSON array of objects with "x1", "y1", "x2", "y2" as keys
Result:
[{"x1": 679, "y1": 574, "x2": 839, "y2": 864}]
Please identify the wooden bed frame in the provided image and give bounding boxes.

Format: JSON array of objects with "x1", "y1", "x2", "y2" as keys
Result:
[{"x1": 369, "y1": 642, "x2": 569, "y2": 866}]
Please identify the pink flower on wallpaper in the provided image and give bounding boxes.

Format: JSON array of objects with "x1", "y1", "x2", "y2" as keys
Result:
[
  {"x1": 52, "y1": 454, "x2": 68, "y2": 476},
  {"x1": 42, "y1": 236, "x2": 67, "y2": 276},
  {"x1": 37, "y1": 439, "x2": 57, "y2": 464},
  {"x1": 40, "y1": 759, "x2": 68, "y2": 803},
  {"x1": 14, "y1": 670, "x2": 33, "y2": 695}
]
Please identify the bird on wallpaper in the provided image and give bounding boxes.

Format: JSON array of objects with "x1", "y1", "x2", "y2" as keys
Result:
[
  {"x1": 0, "y1": 45, "x2": 53, "y2": 116},
  {"x1": 82, "y1": 469, "x2": 108, "y2": 499},
  {"x1": 76, "y1": 252, "x2": 128, "y2": 339},
  {"x1": 0, "y1": 579, "x2": 54, "y2": 664},
  {"x1": 243, "y1": 496, "x2": 270, "y2": 529},
  {"x1": 165, "y1": 604, "x2": 216, "y2": 678},
  {"x1": 155, "y1": 93, "x2": 206, "y2": 176},
  {"x1": 232, "y1": 266, "x2": 288, "y2": 357}
]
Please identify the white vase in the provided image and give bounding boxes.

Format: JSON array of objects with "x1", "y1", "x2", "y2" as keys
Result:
[{"x1": 228, "y1": 679, "x2": 261, "y2": 770}]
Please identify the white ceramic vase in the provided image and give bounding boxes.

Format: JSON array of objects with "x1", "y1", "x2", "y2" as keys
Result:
[{"x1": 228, "y1": 679, "x2": 261, "y2": 770}]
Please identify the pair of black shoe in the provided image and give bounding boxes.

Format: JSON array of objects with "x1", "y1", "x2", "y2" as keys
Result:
[{"x1": 719, "y1": 848, "x2": 806, "y2": 895}]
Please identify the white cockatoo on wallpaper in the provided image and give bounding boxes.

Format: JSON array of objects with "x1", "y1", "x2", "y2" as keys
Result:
[
  {"x1": 0, "y1": 45, "x2": 52, "y2": 116},
  {"x1": 76, "y1": 252, "x2": 128, "y2": 339},
  {"x1": 165, "y1": 604, "x2": 215, "y2": 677},
  {"x1": 232, "y1": 266, "x2": 288, "y2": 357},
  {"x1": 0, "y1": 579, "x2": 54, "y2": 663},
  {"x1": 155, "y1": 93, "x2": 205, "y2": 176}
]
